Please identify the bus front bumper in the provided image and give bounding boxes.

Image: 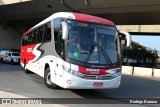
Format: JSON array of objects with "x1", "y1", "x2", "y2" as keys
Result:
[{"x1": 63, "y1": 72, "x2": 121, "y2": 89}]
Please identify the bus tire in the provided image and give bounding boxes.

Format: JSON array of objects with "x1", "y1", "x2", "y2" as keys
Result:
[{"x1": 44, "y1": 68, "x2": 58, "y2": 89}]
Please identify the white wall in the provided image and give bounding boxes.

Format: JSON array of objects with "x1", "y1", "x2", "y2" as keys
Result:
[
  {"x1": 122, "y1": 66, "x2": 160, "y2": 78},
  {"x1": 0, "y1": 25, "x2": 21, "y2": 50}
]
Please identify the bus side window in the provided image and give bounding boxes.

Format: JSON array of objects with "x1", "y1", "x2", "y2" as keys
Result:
[
  {"x1": 46, "y1": 28, "x2": 51, "y2": 42},
  {"x1": 37, "y1": 26, "x2": 44, "y2": 43},
  {"x1": 22, "y1": 36, "x2": 25, "y2": 46},
  {"x1": 54, "y1": 31, "x2": 58, "y2": 51},
  {"x1": 28, "y1": 32, "x2": 32, "y2": 45},
  {"x1": 41, "y1": 26, "x2": 45, "y2": 43},
  {"x1": 53, "y1": 18, "x2": 65, "y2": 58},
  {"x1": 34, "y1": 29, "x2": 38, "y2": 44},
  {"x1": 24, "y1": 35, "x2": 28, "y2": 46},
  {"x1": 31, "y1": 31, "x2": 35, "y2": 44},
  {"x1": 32, "y1": 30, "x2": 37, "y2": 44},
  {"x1": 36, "y1": 28, "x2": 41, "y2": 43},
  {"x1": 27, "y1": 34, "x2": 29, "y2": 45},
  {"x1": 54, "y1": 30, "x2": 64, "y2": 57},
  {"x1": 44, "y1": 23, "x2": 51, "y2": 42},
  {"x1": 43, "y1": 25, "x2": 46, "y2": 42}
]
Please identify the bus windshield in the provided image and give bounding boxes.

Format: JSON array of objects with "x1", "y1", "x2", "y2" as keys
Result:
[{"x1": 67, "y1": 20, "x2": 120, "y2": 67}]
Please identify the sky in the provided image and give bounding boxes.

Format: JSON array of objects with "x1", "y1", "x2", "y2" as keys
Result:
[{"x1": 132, "y1": 35, "x2": 160, "y2": 52}]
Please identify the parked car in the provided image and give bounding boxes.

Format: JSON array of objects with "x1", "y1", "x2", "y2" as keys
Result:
[
  {"x1": 0, "y1": 50, "x2": 9, "y2": 63},
  {"x1": 0, "y1": 50, "x2": 20, "y2": 64}
]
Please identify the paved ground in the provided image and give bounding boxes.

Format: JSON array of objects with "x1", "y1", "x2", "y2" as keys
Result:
[{"x1": 0, "y1": 63, "x2": 160, "y2": 107}]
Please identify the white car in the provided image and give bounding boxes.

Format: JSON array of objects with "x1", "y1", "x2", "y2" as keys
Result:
[{"x1": 0, "y1": 50, "x2": 20, "y2": 64}]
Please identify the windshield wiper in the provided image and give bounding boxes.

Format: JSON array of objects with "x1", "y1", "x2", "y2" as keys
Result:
[
  {"x1": 84, "y1": 45, "x2": 94, "y2": 65},
  {"x1": 100, "y1": 47, "x2": 114, "y2": 68}
]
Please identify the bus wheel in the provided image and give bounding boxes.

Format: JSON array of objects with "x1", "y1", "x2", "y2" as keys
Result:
[{"x1": 44, "y1": 68, "x2": 58, "y2": 89}]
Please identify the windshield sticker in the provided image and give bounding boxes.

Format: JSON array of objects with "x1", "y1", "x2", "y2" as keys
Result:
[{"x1": 73, "y1": 52, "x2": 79, "y2": 58}]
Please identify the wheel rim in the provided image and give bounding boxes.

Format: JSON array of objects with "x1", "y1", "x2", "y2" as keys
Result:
[{"x1": 46, "y1": 72, "x2": 53, "y2": 85}]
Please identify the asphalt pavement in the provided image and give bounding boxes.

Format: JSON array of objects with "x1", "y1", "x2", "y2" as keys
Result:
[{"x1": 0, "y1": 63, "x2": 160, "y2": 107}]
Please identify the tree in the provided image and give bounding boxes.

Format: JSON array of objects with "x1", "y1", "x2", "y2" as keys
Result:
[{"x1": 123, "y1": 41, "x2": 158, "y2": 67}]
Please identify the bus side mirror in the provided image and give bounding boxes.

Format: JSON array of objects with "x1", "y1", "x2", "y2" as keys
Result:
[
  {"x1": 61, "y1": 21, "x2": 68, "y2": 40},
  {"x1": 119, "y1": 31, "x2": 132, "y2": 47}
]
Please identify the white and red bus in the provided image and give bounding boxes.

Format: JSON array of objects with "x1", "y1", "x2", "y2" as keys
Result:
[{"x1": 20, "y1": 12, "x2": 131, "y2": 89}]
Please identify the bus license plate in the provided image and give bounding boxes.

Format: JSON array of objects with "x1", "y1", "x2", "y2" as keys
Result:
[{"x1": 93, "y1": 82, "x2": 103, "y2": 87}]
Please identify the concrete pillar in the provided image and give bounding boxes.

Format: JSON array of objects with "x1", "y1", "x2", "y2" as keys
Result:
[{"x1": 0, "y1": 25, "x2": 22, "y2": 50}]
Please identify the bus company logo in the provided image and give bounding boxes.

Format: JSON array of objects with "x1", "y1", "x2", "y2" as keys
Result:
[
  {"x1": 86, "y1": 68, "x2": 99, "y2": 72},
  {"x1": 86, "y1": 68, "x2": 100, "y2": 74},
  {"x1": 90, "y1": 71, "x2": 100, "y2": 75},
  {"x1": 96, "y1": 75, "x2": 102, "y2": 80}
]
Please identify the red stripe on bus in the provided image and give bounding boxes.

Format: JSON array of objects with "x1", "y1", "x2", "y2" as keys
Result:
[
  {"x1": 78, "y1": 66, "x2": 109, "y2": 75},
  {"x1": 73, "y1": 13, "x2": 114, "y2": 26},
  {"x1": 20, "y1": 44, "x2": 37, "y2": 64},
  {"x1": 78, "y1": 66, "x2": 122, "y2": 75}
]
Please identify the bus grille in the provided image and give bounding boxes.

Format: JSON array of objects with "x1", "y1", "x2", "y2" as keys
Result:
[{"x1": 81, "y1": 75, "x2": 114, "y2": 80}]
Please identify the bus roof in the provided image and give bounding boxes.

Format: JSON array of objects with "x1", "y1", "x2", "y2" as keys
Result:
[
  {"x1": 73, "y1": 13, "x2": 114, "y2": 26},
  {"x1": 23, "y1": 12, "x2": 115, "y2": 35}
]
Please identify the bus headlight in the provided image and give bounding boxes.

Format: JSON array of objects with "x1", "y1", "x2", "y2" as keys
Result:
[
  {"x1": 107, "y1": 68, "x2": 121, "y2": 73},
  {"x1": 107, "y1": 68, "x2": 121, "y2": 78},
  {"x1": 62, "y1": 65, "x2": 84, "y2": 77},
  {"x1": 113, "y1": 69, "x2": 121, "y2": 78},
  {"x1": 115, "y1": 69, "x2": 121, "y2": 73}
]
